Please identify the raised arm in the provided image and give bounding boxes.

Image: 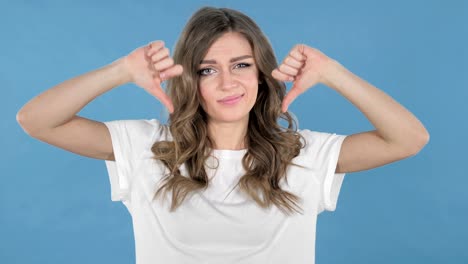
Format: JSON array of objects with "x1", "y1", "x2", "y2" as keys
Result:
[
  {"x1": 16, "y1": 40, "x2": 182, "y2": 160},
  {"x1": 272, "y1": 44, "x2": 430, "y2": 173}
]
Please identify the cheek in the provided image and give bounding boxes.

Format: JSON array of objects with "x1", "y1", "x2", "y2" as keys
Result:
[
  {"x1": 246, "y1": 75, "x2": 259, "y2": 95},
  {"x1": 198, "y1": 85, "x2": 214, "y2": 110},
  {"x1": 247, "y1": 72, "x2": 260, "y2": 89}
]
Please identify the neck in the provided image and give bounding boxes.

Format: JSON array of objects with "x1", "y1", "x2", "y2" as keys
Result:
[{"x1": 207, "y1": 119, "x2": 249, "y2": 150}]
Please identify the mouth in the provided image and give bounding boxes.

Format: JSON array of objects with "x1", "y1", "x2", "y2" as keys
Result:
[{"x1": 218, "y1": 94, "x2": 245, "y2": 105}]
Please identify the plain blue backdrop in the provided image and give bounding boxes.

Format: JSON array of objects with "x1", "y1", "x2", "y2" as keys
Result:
[{"x1": 2, "y1": 0, "x2": 466, "y2": 263}]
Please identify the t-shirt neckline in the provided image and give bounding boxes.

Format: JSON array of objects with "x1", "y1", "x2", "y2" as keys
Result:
[{"x1": 211, "y1": 149, "x2": 247, "y2": 159}]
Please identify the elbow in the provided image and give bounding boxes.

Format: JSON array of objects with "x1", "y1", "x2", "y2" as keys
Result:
[
  {"x1": 16, "y1": 111, "x2": 38, "y2": 136},
  {"x1": 16, "y1": 111, "x2": 28, "y2": 129},
  {"x1": 407, "y1": 132, "x2": 430, "y2": 156}
]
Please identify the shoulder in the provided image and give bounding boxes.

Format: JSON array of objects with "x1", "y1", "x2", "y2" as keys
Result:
[
  {"x1": 297, "y1": 128, "x2": 347, "y2": 155},
  {"x1": 104, "y1": 118, "x2": 172, "y2": 143},
  {"x1": 297, "y1": 129, "x2": 325, "y2": 147}
]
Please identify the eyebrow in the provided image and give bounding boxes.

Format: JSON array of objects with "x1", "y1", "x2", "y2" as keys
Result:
[{"x1": 200, "y1": 55, "x2": 253, "y2": 64}]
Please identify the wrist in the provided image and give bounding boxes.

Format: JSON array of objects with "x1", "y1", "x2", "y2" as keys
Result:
[
  {"x1": 321, "y1": 60, "x2": 349, "y2": 89},
  {"x1": 109, "y1": 57, "x2": 133, "y2": 85}
]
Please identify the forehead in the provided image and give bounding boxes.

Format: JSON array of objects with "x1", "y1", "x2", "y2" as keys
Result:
[{"x1": 203, "y1": 32, "x2": 253, "y2": 59}]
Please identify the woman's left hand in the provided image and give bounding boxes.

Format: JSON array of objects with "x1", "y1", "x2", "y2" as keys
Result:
[{"x1": 271, "y1": 44, "x2": 338, "y2": 112}]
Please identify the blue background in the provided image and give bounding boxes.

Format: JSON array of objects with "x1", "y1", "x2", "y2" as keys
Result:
[{"x1": 3, "y1": 0, "x2": 466, "y2": 263}]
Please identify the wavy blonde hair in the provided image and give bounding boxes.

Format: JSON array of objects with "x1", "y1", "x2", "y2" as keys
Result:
[{"x1": 151, "y1": 6, "x2": 306, "y2": 215}]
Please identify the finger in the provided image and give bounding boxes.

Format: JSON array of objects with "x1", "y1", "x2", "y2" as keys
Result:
[
  {"x1": 282, "y1": 86, "x2": 303, "y2": 113},
  {"x1": 271, "y1": 68, "x2": 294, "y2": 82},
  {"x1": 278, "y1": 63, "x2": 299, "y2": 76},
  {"x1": 153, "y1": 57, "x2": 174, "y2": 72},
  {"x1": 159, "y1": 64, "x2": 183, "y2": 81},
  {"x1": 148, "y1": 83, "x2": 174, "y2": 113},
  {"x1": 148, "y1": 49, "x2": 170, "y2": 73},
  {"x1": 146, "y1": 40, "x2": 165, "y2": 57},
  {"x1": 289, "y1": 48, "x2": 306, "y2": 62},
  {"x1": 283, "y1": 56, "x2": 303, "y2": 69},
  {"x1": 150, "y1": 47, "x2": 170, "y2": 63}
]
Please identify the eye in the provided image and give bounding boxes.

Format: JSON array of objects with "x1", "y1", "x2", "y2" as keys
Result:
[
  {"x1": 197, "y1": 68, "x2": 216, "y2": 76},
  {"x1": 235, "y1": 63, "x2": 251, "y2": 69}
]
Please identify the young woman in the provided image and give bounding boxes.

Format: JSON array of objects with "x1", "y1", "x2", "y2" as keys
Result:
[{"x1": 17, "y1": 6, "x2": 429, "y2": 264}]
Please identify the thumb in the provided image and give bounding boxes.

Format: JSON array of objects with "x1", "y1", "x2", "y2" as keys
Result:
[
  {"x1": 148, "y1": 79, "x2": 174, "y2": 113},
  {"x1": 282, "y1": 83, "x2": 302, "y2": 113}
]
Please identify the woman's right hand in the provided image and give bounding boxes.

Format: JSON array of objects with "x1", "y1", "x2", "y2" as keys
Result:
[{"x1": 123, "y1": 40, "x2": 183, "y2": 113}]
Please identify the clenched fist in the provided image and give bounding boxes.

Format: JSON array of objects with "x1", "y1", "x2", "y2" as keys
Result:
[{"x1": 123, "y1": 40, "x2": 183, "y2": 113}]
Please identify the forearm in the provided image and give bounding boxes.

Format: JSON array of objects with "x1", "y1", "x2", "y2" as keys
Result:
[
  {"x1": 325, "y1": 61, "x2": 429, "y2": 149},
  {"x1": 17, "y1": 58, "x2": 130, "y2": 133}
]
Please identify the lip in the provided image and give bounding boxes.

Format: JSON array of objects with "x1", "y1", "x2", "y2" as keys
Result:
[{"x1": 218, "y1": 94, "x2": 244, "y2": 105}]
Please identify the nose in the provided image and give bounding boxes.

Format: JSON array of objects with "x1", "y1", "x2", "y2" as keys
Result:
[{"x1": 220, "y1": 70, "x2": 238, "y2": 90}]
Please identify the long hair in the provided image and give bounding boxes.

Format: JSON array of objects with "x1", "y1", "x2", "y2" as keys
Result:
[{"x1": 151, "y1": 6, "x2": 306, "y2": 215}]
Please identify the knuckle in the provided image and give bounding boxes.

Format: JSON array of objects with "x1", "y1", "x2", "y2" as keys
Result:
[
  {"x1": 154, "y1": 62, "x2": 162, "y2": 71},
  {"x1": 149, "y1": 40, "x2": 162, "y2": 50},
  {"x1": 287, "y1": 56, "x2": 297, "y2": 66},
  {"x1": 154, "y1": 40, "x2": 164, "y2": 47}
]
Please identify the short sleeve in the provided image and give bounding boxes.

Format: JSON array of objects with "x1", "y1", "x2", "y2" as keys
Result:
[
  {"x1": 299, "y1": 129, "x2": 348, "y2": 214},
  {"x1": 103, "y1": 119, "x2": 161, "y2": 204}
]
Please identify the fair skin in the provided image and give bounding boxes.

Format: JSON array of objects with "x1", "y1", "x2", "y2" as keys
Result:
[
  {"x1": 272, "y1": 44, "x2": 430, "y2": 172},
  {"x1": 197, "y1": 32, "x2": 259, "y2": 150},
  {"x1": 17, "y1": 32, "x2": 429, "y2": 174}
]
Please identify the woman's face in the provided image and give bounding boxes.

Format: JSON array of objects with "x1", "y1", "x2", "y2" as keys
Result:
[{"x1": 197, "y1": 31, "x2": 259, "y2": 124}]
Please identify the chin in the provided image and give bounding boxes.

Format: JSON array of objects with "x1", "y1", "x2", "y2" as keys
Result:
[{"x1": 210, "y1": 111, "x2": 250, "y2": 123}]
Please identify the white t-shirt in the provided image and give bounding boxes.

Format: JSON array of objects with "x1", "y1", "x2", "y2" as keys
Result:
[{"x1": 103, "y1": 118, "x2": 347, "y2": 264}]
